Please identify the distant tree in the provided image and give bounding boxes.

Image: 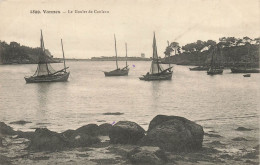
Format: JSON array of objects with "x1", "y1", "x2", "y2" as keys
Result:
[
  {"x1": 243, "y1": 36, "x2": 252, "y2": 44},
  {"x1": 254, "y1": 37, "x2": 260, "y2": 45},
  {"x1": 164, "y1": 42, "x2": 180, "y2": 56},
  {"x1": 219, "y1": 37, "x2": 230, "y2": 47},
  {"x1": 195, "y1": 40, "x2": 205, "y2": 52},
  {"x1": 236, "y1": 38, "x2": 243, "y2": 46},
  {"x1": 226, "y1": 37, "x2": 237, "y2": 46},
  {"x1": 170, "y1": 42, "x2": 181, "y2": 55},
  {"x1": 182, "y1": 43, "x2": 196, "y2": 53},
  {"x1": 164, "y1": 46, "x2": 173, "y2": 56},
  {"x1": 205, "y1": 40, "x2": 216, "y2": 47}
]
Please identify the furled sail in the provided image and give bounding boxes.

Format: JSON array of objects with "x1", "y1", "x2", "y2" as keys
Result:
[
  {"x1": 33, "y1": 30, "x2": 56, "y2": 76},
  {"x1": 150, "y1": 33, "x2": 164, "y2": 74}
]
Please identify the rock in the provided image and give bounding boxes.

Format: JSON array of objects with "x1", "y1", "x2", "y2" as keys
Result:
[
  {"x1": 9, "y1": 120, "x2": 32, "y2": 125},
  {"x1": 99, "y1": 123, "x2": 113, "y2": 136},
  {"x1": 235, "y1": 127, "x2": 253, "y2": 131},
  {"x1": 232, "y1": 137, "x2": 248, "y2": 141},
  {"x1": 253, "y1": 145, "x2": 259, "y2": 150},
  {"x1": 16, "y1": 131, "x2": 35, "y2": 139},
  {"x1": 242, "y1": 150, "x2": 259, "y2": 159},
  {"x1": 109, "y1": 121, "x2": 145, "y2": 144},
  {"x1": 28, "y1": 128, "x2": 67, "y2": 151},
  {"x1": 0, "y1": 155, "x2": 11, "y2": 165},
  {"x1": 219, "y1": 154, "x2": 233, "y2": 159},
  {"x1": 245, "y1": 160, "x2": 258, "y2": 165},
  {"x1": 75, "y1": 124, "x2": 99, "y2": 136},
  {"x1": 61, "y1": 129, "x2": 76, "y2": 139},
  {"x1": 127, "y1": 146, "x2": 167, "y2": 165},
  {"x1": 0, "y1": 122, "x2": 16, "y2": 136},
  {"x1": 0, "y1": 137, "x2": 3, "y2": 146},
  {"x1": 61, "y1": 128, "x2": 100, "y2": 148},
  {"x1": 103, "y1": 112, "x2": 124, "y2": 115},
  {"x1": 204, "y1": 133, "x2": 222, "y2": 138},
  {"x1": 208, "y1": 141, "x2": 225, "y2": 147},
  {"x1": 66, "y1": 133, "x2": 100, "y2": 148},
  {"x1": 140, "y1": 115, "x2": 204, "y2": 152}
]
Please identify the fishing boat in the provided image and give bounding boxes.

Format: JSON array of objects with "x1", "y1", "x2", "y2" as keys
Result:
[
  {"x1": 243, "y1": 74, "x2": 251, "y2": 77},
  {"x1": 104, "y1": 35, "x2": 129, "y2": 76},
  {"x1": 25, "y1": 30, "x2": 69, "y2": 83},
  {"x1": 207, "y1": 46, "x2": 223, "y2": 75},
  {"x1": 139, "y1": 33, "x2": 173, "y2": 81}
]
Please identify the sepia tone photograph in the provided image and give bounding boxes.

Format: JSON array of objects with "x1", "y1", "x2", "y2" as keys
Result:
[{"x1": 0, "y1": 0, "x2": 259, "y2": 164}]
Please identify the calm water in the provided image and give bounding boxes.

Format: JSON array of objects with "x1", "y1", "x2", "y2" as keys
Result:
[{"x1": 0, "y1": 61, "x2": 259, "y2": 135}]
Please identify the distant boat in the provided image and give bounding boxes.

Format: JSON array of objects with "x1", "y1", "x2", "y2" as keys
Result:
[
  {"x1": 243, "y1": 74, "x2": 251, "y2": 77},
  {"x1": 139, "y1": 33, "x2": 173, "y2": 81},
  {"x1": 25, "y1": 30, "x2": 69, "y2": 83},
  {"x1": 207, "y1": 46, "x2": 223, "y2": 75},
  {"x1": 104, "y1": 35, "x2": 129, "y2": 76}
]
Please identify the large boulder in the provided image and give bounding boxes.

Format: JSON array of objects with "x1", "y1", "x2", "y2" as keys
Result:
[
  {"x1": 140, "y1": 115, "x2": 204, "y2": 152},
  {"x1": 109, "y1": 121, "x2": 145, "y2": 144},
  {"x1": 127, "y1": 146, "x2": 167, "y2": 165},
  {"x1": 65, "y1": 133, "x2": 100, "y2": 148},
  {"x1": 61, "y1": 126, "x2": 100, "y2": 148},
  {"x1": 0, "y1": 122, "x2": 16, "y2": 136},
  {"x1": 99, "y1": 123, "x2": 113, "y2": 136},
  {"x1": 28, "y1": 128, "x2": 68, "y2": 151},
  {"x1": 75, "y1": 124, "x2": 99, "y2": 136},
  {"x1": 16, "y1": 131, "x2": 35, "y2": 139}
]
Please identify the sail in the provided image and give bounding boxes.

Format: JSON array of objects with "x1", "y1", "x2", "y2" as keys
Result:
[
  {"x1": 33, "y1": 30, "x2": 56, "y2": 76},
  {"x1": 152, "y1": 33, "x2": 158, "y2": 60},
  {"x1": 150, "y1": 61, "x2": 164, "y2": 74},
  {"x1": 150, "y1": 33, "x2": 164, "y2": 74}
]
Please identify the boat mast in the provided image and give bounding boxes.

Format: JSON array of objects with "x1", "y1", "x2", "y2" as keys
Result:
[
  {"x1": 153, "y1": 32, "x2": 160, "y2": 73},
  {"x1": 61, "y1": 39, "x2": 67, "y2": 72},
  {"x1": 40, "y1": 29, "x2": 50, "y2": 75},
  {"x1": 125, "y1": 43, "x2": 128, "y2": 67},
  {"x1": 167, "y1": 41, "x2": 170, "y2": 68},
  {"x1": 114, "y1": 34, "x2": 118, "y2": 69},
  {"x1": 210, "y1": 46, "x2": 214, "y2": 69}
]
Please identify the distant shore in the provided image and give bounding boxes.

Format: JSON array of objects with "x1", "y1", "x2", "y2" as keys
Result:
[{"x1": 55, "y1": 56, "x2": 152, "y2": 62}]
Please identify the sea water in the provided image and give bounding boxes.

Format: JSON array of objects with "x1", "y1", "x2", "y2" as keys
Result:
[{"x1": 0, "y1": 61, "x2": 259, "y2": 137}]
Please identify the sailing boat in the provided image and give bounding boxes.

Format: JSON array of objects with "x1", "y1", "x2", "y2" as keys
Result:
[
  {"x1": 207, "y1": 46, "x2": 223, "y2": 75},
  {"x1": 24, "y1": 30, "x2": 69, "y2": 83},
  {"x1": 104, "y1": 34, "x2": 129, "y2": 76},
  {"x1": 139, "y1": 33, "x2": 173, "y2": 81}
]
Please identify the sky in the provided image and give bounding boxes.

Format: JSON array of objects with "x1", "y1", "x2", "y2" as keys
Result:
[{"x1": 0, "y1": 0, "x2": 259, "y2": 59}]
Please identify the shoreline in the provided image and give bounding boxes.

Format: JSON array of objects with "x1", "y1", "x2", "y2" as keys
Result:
[{"x1": 0, "y1": 115, "x2": 258, "y2": 165}]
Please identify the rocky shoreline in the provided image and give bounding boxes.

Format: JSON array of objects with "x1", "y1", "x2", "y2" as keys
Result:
[{"x1": 0, "y1": 115, "x2": 259, "y2": 165}]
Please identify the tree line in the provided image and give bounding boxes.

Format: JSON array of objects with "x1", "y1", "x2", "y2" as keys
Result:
[
  {"x1": 163, "y1": 37, "x2": 260, "y2": 67},
  {"x1": 0, "y1": 41, "x2": 54, "y2": 64}
]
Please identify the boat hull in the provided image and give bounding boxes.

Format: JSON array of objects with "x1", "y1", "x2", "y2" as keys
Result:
[
  {"x1": 104, "y1": 68, "x2": 129, "y2": 76},
  {"x1": 243, "y1": 74, "x2": 251, "y2": 77},
  {"x1": 25, "y1": 72, "x2": 70, "y2": 83},
  {"x1": 231, "y1": 68, "x2": 259, "y2": 73},
  {"x1": 207, "y1": 69, "x2": 223, "y2": 75},
  {"x1": 139, "y1": 72, "x2": 173, "y2": 81}
]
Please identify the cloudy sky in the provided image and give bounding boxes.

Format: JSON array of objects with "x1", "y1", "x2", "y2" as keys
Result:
[{"x1": 0, "y1": 0, "x2": 259, "y2": 59}]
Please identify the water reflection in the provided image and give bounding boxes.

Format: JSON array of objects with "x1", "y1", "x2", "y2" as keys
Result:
[{"x1": 36, "y1": 83, "x2": 52, "y2": 121}]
